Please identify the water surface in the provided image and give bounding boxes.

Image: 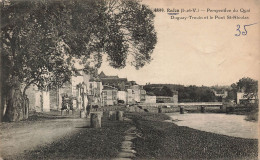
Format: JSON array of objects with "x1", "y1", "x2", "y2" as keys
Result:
[{"x1": 166, "y1": 113, "x2": 258, "y2": 139}]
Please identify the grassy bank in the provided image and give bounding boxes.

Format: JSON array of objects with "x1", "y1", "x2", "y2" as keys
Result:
[
  {"x1": 10, "y1": 112, "x2": 131, "y2": 160},
  {"x1": 245, "y1": 109, "x2": 258, "y2": 121},
  {"x1": 126, "y1": 112, "x2": 258, "y2": 160}
]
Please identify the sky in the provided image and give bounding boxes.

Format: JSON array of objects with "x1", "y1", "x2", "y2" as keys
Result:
[{"x1": 99, "y1": 0, "x2": 260, "y2": 86}]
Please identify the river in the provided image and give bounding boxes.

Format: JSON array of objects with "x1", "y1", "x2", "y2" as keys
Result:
[{"x1": 166, "y1": 113, "x2": 258, "y2": 139}]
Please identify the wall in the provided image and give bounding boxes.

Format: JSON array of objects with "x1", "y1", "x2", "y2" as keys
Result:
[
  {"x1": 118, "y1": 91, "x2": 127, "y2": 103},
  {"x1": 49, "y1": 89, "x2": 58, "y2": 110},
  {"x1": 26, "y1": 85, "x2": 37, "y2": 111},
  {"x1": 126, "y1": 89, "x2": 134, "y2": 104},
  {"x1": 42, "y1": 91, "x2": 50, "y2": 112},
  {"x1": 26, "y1": 85, "x2": 50, "y2": 112},
  {"x1": 71, "y1": 75, "x2": 84, "y2": 97},
  {"x1": 88, "y1": 81, "x2": 103, "y2": 106},
  {"x1": 156, "y1": 96, "x2": 178, "y2": 103},
  {"x1": 144, "y1": 95, "x2": 156, "y2": 104},
  {"x1": 173, "y1": 95, "x2": 178, "y2": 104},
  {"x1": 140, "y1": 89, "x2": 146, "y2": 102},
  {"x1": 102, "y1": 87, "x2": 118, "y2": 106}
]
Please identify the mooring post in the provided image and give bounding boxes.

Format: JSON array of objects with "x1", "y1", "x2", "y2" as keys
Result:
[
  {"x1": 180, "y1": 106, "x2": 184, "y2": 114},
  {"x1": 90, "y1": 113, "x2": 102, "y2": 128},
  {"x1": 116, "y1": 111, "x2": 124, "y2": 121},
  {"x1": 158, "y1": 107, "x2": 162, "y2": 113},
  {"x1": 109, "y1": 111, "x2": 116, "y2": 120},
  {"x1": 201, "y1": 106, "x2": 205, "y2": 113}
]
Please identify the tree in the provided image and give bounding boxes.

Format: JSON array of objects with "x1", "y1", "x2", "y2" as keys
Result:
[
  {"x1": 160, "y1": 86, "x2": 173, "y2": 97},
  {"x1": 1, "y1": 0, "x2": 157, "y2": 121},
  {"x1": 236, "y1": 77, "x2": 258, "y2": 103},
  {"x1": 225, "y1": 83, "x2": 237, "y2": 102}
]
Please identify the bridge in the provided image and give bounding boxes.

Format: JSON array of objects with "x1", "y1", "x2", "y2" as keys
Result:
[{"x1": 139, "y1": 102, "x2": 223, "y2": 107}]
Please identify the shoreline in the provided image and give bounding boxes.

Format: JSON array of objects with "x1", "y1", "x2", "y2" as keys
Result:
[
  {"x1": 0, "y1": 111, "x2": 258, "y2": 160},
  {"x1": 127, "y1": 112, "x2": 258, "y2": 160},
  {"x1": 165, "y1": 112, "x2": 258, "y2": 139}
]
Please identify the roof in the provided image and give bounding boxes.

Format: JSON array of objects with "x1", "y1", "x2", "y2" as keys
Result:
[
  {"x1": 102, "y1": 85, "x2": 118, "y2": 90},
  {"x1": 105, "y1": 76, "x2": 119, "y2": 78},
  {"x1": 99, "y1": 71, "x2": 121, "y2": 79},
  {"x1": 99, "y1": 71, "x2": 106, "y2": 78}
]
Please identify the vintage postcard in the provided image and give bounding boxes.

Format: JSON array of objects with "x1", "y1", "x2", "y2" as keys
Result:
[{"x1": 0, "y1": 0, "x2": 259, "y2": 159}]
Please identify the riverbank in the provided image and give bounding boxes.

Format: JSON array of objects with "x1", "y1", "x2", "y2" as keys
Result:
[
  {"x1": 127, "y1": 112, "x2": 258, "y2": 160},
  {"x1": 0, "y1": 110, "x2": 258, "y2": 160}
]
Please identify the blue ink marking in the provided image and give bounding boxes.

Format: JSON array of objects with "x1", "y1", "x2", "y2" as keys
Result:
[
  {"x1": 235, "y1": 23, "x2": 257, "y2": 36},
  {"x1": 167, "y1": 13, "x2": 179, "y2": 15}
]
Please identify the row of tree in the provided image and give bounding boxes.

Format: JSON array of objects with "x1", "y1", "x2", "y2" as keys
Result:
[
  {"x1": 1, "y1": 0, "x2": 157, "y2": 121},
  {"x1": 144, "y1": 77, "x2": 258, "y2": 103},
  {"x1": 144, "y1": 84, "x2": 218, "y2": 102}
]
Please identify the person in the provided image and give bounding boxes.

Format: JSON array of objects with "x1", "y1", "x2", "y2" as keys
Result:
[
  {"x1": 86, "y1": 105, "x2": 91, "y2": 116},
  {"x1": 61, "y1": 96, "x2": 66, "y2": 110},
  {"x1": 69, "y1": 99, "x2": 73, "y2": 110}
]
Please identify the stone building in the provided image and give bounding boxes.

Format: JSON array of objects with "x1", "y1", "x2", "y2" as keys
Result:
[
  {"x1": 130, "y1": 85, "x2": 146, "y2": 103},
  {"x1": 144, "y1": 95, "x2": 156, "y2": 104},
  {"x1": 99, "y1": 71, "x2": 128, "y2": 91},
  {"x1": 87, "y1": 81, "x2": 103, "y2": 106},
  {"x1": 26, "y1": 85, "x2": 50, "y2": 112},
  {"x1": 101, "y1": 85, "x2": 118, "y2": 106},
  {"x1": 118, "y1": 91, "x2": 127, "y2": 104},
  {"x1": 156, "y1": 91, "x2": 178, "y2": 104},
  {"x1": 236, "y1": 92, "x2": 257, "y2": 104}
]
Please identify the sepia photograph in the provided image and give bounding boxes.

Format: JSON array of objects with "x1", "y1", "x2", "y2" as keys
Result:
[{"x1": 0, "y1": 0, "x2": 259, "y2": 159}]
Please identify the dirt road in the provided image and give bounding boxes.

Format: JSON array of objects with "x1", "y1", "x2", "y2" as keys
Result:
[{"x1": 0, "y1": 115, "x2": 89, "y2": 159}]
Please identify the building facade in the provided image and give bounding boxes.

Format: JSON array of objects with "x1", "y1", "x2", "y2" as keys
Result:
[
  {"x1": 102, "y1": 85, "x2": 118, "y2": 106},
  {"x1": 118, "y1": 91, "x2": 127, "y2": 104},
  {"x1": 26, "y1": 85, "x2": 50, "y2": 112},
  {"x1": 237, "y1": 92, "x2": 257, "y2": 104}
]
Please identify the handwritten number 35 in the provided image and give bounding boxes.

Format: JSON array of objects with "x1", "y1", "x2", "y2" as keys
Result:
[
  {"x1": 235, "y1": 24, "x2": 247, "y2": 36},
  {"x1": 235, "y1": 23, "x2": 257, "y2": 36}
]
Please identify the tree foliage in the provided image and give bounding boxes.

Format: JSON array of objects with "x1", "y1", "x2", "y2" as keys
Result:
[
  {"x1": 144, "y1": 84, "x2": 217, "y2": 102},
  {"x1": 1, "y1": 0, "x2": 157, "y2": 89},
  {"x1": 236, "y1": 77, "x2": 258, "y2": 98},
  {"x1": 144, "y1": 85, "x2": 173, "y2": 97},
  {"x1": 1, "y1": 0, "x2": 157, "y2": 121}
]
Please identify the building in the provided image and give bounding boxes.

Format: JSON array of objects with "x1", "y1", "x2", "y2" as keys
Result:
[
  {"x1": 45, "y1": 69, "x2": 92, "y2": 111},
  {"x1": 87, "y1": 81, "x2": 103, "y2": 106},
  {"x1": 26, "y1": 85, "x2": 50, "y2": 112},
  {"x1": 156, "y1": 96, "x2": 176, "y2": 103},
  {"x1": 237, "y1": 92, "x2": 257, "y2": 104},
  {"x1": 118, "y1": 91, "x2": 127, "y2": 104},
  {"x1": 130, "y1": 85, "x2": 146, "y2": 103},
  {"x1": 140, "y1": 89, "x2": 146, "y2": 102},
  {"x1": 99, "y1": 71, "x2": 128, "y2": 91},
  {"x1": 156, "y1": 91, "x2": 178, "y2": 104},
  {"x1": 131, "y1": 85, "x2": 141, "y2": 103},
  {"x1": 144, "y1": 95, "x2": 156, "y2": 104},
  {"x1": 126, "y1": 89, "x2": 135, "y2": 105},
  {"x1": 102, "y1": 85, "x2": 118, "y2": 106},
  {"x1": 213, "y1": 90, "x2": 228, "y2": 98}
]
